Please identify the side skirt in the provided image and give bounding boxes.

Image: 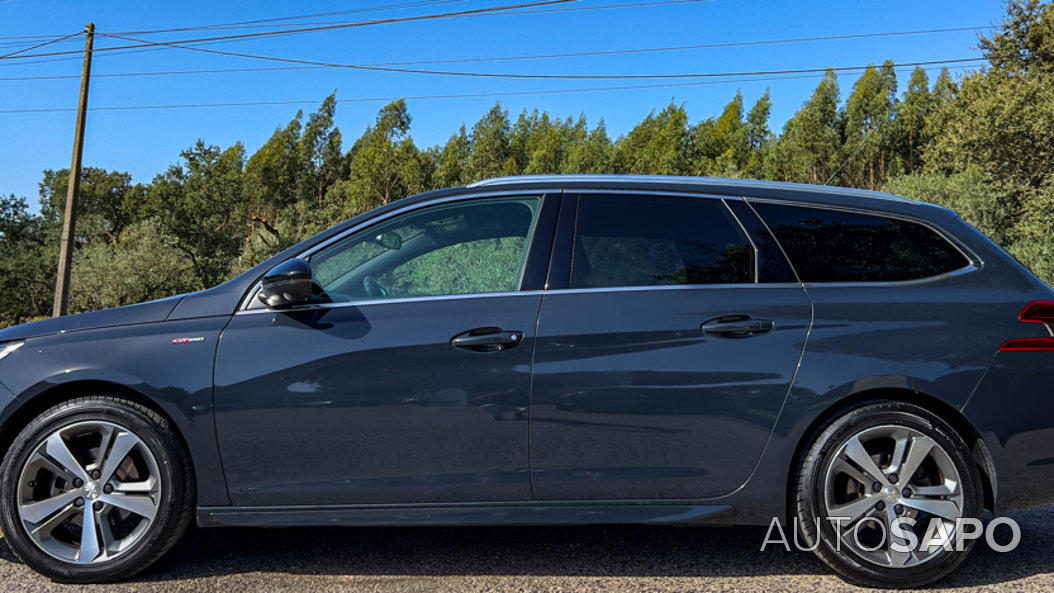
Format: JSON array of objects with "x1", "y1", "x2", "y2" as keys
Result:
[{"x1": 197, "y1": 501, "x2": 733, "y2": 528}]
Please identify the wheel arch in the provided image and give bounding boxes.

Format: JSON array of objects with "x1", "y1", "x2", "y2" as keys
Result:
[
  {"x1": 787, "y1": 387, "x2": 997, "y2": 521},
  {"x1": 0, "y1": 380, "x2": 196, "y2": 484}
]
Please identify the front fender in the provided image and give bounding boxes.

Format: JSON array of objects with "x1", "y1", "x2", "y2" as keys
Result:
[{"x1": 0, "y1": 316, "x2": 232, "y2": 506}]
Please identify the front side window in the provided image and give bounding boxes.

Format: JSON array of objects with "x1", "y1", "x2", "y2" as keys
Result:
[
  {"x1": 307, "y1": 196, "x2": 542, "y2": 302},
  {"x1": 571, "y1": 196, "x2": 754, "y2": 288},
  {"x1": 751, "y1": 203, "x2": 970, "y2": 283}
]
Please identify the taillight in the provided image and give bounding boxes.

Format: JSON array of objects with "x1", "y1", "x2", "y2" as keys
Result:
[{"x1": 1000, "y1": 300, "x2": 1054, "y2": 351}]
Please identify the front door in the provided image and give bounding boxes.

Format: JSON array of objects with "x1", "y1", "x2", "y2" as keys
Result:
[
  {"x1": 214, "y1": 194, "x2": 553, "y2": 506},
  {"x1": 529, "y1": 194, "x2": 811, "y2": 500}
]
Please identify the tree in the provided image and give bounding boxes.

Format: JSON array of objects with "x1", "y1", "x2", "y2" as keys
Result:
[
  {"x1": 744, "y1": 90, "x2": 774, "y2": 178},
  {"x1": 0, "y1": 195, "x2": 55, "y2": 325},
  {"x1": 296, "y1": 94, "x2": 343, "y2": 208},
  {"x1": 69, "y1": 217, "x2": 196, "y2": 313},
  {"x1": 562, "y1": 118, "x2": 613, "y2": 173},
  {"x1": 39, "y1": 168, "x2": 143, "y2": 248},
  {"x1": 919, "y1": 0, "x2": 1054, "y2": 283},
  {"x1": 437, "y1": 125, "x2": 471, "y2": 187},
  {"x1": 895, "y1": 67, "x2": 933, "y2": 174},
  {"x1": 979, "y1": 0, "x2": 1054, "y2": 74},
  {"x1": 466, "y1": 103, "x2": 512, "y2": 181},
  {"x1": 841, "y1": 62, "x2": 897, "y2": 189},
  {"x1": 145, "y1": 141, "x2": 247, "y2": 289},
  {"x1": 884, "y1": 167, "x2": 1015, "y2": 245},
  {"x1": 689, "y1": 92, "x2": 747, "y2": 176},
  {"x1": 773, "y1": 70, "x2": 842, "y2": 184},
  {"x1": 614, "y1": 103, "x2": 689, "y2": 175},
  {"x1": 343, "y1": 100, "x2": 427, "y2": 212}
]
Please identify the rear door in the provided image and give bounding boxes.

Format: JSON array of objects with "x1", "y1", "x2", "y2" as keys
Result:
[{"x1": 529, "y1": 193, "x2": 812, "y2": 500}]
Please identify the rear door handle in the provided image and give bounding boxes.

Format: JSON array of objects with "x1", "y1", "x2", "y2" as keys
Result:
[
  {"x1": 450, "y1": 327, "x2": 524, "y2": 353},
  {"x1": 701, "y1": 315, "x2": 774, "y2": 338}
]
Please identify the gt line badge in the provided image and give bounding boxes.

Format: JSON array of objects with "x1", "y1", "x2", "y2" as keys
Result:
[{"x1": 171, "y1": 336, "x2": 205, "y2": 344}]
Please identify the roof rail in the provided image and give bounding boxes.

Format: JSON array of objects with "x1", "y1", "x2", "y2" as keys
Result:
[{"x1": 466, "y1": 174, "x2": 913, "y2": 203}]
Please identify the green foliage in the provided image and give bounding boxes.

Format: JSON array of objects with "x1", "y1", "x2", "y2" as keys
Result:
[
  {"x1": 144, "y1": 141, "x2": 247, "y2": 289},
  {"x1": 379, "y1": 236, "x2": 527, "y2": 297},
  {"x1": 0, "y1": 195, "x2": 55, "y2": 325},
  {"x1": 919, "y1": 0, "x2": 1054, "y2": 283},
  {"x1": 466, "y1": 103, "x2": 513, "y2": 181},
  {"x1": 772, "y1": 70, "x2": 841, "y2": 184},
  {"x1": 892, "y1": 67, "x2": 933, "y2": 174},
  {"x1": 883, "y1": 167, "x2": 1016, "y2": 245},
  {"x1": 688, "y1": 92, "x2": 748, "y2": 177},
  {"x1": 979, "y1": 0, "x2": 1054, "y2": 74},
  {"x1": 3, "y1": 0, "x2": 1054, "y2": 326},
  {"x1": 69, "y1": 218, "x2": 197, "y2": 312},
  {"x1": 842, "y1": 62, "x2": 897, "y2": 189},
  {"x1": 614, "y1": 103, "x2": 689, "y2": 174}
]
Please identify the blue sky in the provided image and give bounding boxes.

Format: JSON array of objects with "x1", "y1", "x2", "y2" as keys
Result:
[{"x1": 1, "y1": 0, "x2": 1006, "y2": 204}]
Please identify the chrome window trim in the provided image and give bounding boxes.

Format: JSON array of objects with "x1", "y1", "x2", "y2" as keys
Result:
[
  {"x1": 238, "y1": 189, "x2": 550, "y2": 311},
  {"x1": 571, "y1": 187, "x2": 746, "y2": 200},
  {"x1": 236, "y1": 290, "x2": 545, "y2": 316},
  {"x1": 239, "y1": 187, "x2": 980, "y2": 312},
  {"x1": 743, "y1": 196, "x2": 984, "y2": 287},
  {"x1": 543, "y1": 283, "x2": 806, "y2": 297}
]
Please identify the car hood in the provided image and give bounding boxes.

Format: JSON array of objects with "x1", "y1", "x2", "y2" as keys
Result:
[{"x1": 0, "y1": 296, "x2": 184, "y2": 342}]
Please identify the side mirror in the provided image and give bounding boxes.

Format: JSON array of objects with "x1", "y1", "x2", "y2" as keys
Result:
[{"x1": 258, "y1": 259, "x2": 315, "y2": 309}]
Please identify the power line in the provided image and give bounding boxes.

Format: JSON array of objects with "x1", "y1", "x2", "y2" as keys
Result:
[
  {"x1": 108, "y1": 0, "x2": 472, "y2": 35},
  {"x1": 0, "y1": 0, "x2": 717, "y2": 62},
  {"x1": 97, "y1": 33, "x2": 987, "y2": 80},
  {"x1": 0, "y1": 33, "x2": 72, "y2": 41},
  {"x1": 0, "y1": 31, "x2": 82, "y2": 59},
  {"x1": 117, "y1": 0, "x2": 711, "y2": 32},
  {"x1": 0, "y1": 0, "x2": 585, "y2": 61},
  {"x1": 0, "y1": 65, "x2": 326, "y2": 81},
  {"x1": 0, "y1": 25, "x2": 992, "y2": 81},
  {"x1": 0, "y1": 63, "x2": 976, "y2": 114},
  {"x1": 335, "y1": 25, "x2": 992, "y2": 66}
]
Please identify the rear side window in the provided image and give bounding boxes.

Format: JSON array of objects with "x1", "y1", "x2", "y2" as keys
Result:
[
  {"x1": 572, "y1": 196, "x2": 754, "y2": 288},
  {"x1": 752, "y1": 203, "x2": 969, "y2": 283}
]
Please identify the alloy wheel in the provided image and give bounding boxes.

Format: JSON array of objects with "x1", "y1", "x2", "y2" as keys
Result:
[
  {"x1": 15, "y1": 420, "x2": 161, "y2": 565},
  {"x1": 822, "y1": 424, "x2": 965, "y2": 568}
]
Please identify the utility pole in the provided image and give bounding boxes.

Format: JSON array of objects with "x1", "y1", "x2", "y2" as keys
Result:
[{"x1": 52, "y1": 23, "x2": 94, "y2": 317}]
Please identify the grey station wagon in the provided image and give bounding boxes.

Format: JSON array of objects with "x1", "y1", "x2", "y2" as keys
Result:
[{"x1": 0, "y1": 175, "x2": 1051, "y2": 587}]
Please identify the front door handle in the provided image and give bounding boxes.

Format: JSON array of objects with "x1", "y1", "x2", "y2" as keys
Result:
[
  {"x1": 450, "y1": 327, "x2": 524, "y2": 353},
  {"x1": 701, "y1": 315, "x2": 774, "y2": 338}
]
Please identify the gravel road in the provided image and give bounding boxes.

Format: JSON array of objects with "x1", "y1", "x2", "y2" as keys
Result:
[{"x1": 2, "y1": 506, "x2": 1051, "y2": 592}]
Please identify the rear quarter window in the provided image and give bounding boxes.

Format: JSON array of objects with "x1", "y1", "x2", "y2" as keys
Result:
[{"x1": 751, "y1": 203, "x2": 970, "y2": 283}]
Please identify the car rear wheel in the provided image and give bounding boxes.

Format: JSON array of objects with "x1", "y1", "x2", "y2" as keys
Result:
[
  {"x1": 0, "y1": 396, "x2": 193, "y2": 583},
  {"x1": 794, "y1": 401, "x2": 984, "y2": 588}
]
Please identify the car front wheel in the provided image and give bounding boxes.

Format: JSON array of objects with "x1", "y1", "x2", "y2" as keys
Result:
[
  {"x1": 0, "y1": 396, "x2": 193, "y2": 583},
  {"x1": 794, "y1": 401, "x2": 984, "y2": 588}
]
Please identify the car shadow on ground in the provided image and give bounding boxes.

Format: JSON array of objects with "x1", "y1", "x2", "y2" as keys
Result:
[{"x1": 1, "y1": 506, "x2": 1050, "y2": 588}]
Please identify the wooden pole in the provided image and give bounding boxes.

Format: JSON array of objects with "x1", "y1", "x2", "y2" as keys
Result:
[{"x1": 52, "y1": 23, "x2": 94, "y2": 317}]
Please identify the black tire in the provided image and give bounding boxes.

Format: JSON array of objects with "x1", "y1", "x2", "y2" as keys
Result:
[
  {"x1": 0, "y1": 396, "x2": 194, "y2": 583},
  {"x1": 793, "y1": 401, "x2": 984, "y2": 588}
]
